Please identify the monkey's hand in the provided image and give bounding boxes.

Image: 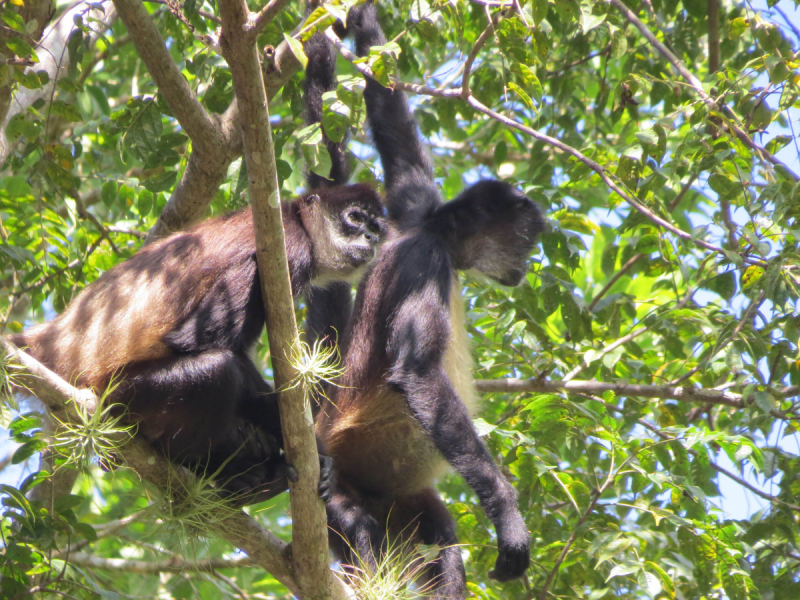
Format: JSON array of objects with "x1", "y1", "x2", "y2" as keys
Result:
[
  {"x1": 318, "y1": 454, "x2": 336, "y2": 502},
  {"x1": 488, "y1": 517, "x2": 531, "y2": 582}
]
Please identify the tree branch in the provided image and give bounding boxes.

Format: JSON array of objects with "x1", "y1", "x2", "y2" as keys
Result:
[
  {"x1": 246, "y1": 0, "x2": 293, "y2": 38},
  {"x1": 474, "y1": 377, "x2": 800, "y2": 417},
  {"x1": 147, "y1": 34, "x2": 304, "y2": 240},
  {"x1": 217, "y1": 1, "x2": 340, "y2": 598},
  {"x1": 609, "y1": 0, "x2": 799, "y2": 181},
  {"x1": 111, "y1": 0, "x2": 222, "y2": 150},
  {"x1": 0, "y1": 336, "x2": 304, "y2": 596},
  {"x1": 67, "y1": 552, "x2": 255, "y2": 573}
]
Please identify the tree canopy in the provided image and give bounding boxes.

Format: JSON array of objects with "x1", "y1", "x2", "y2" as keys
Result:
[{"x1": 1, "y1": 0, "x2": 800, "y2": 598}]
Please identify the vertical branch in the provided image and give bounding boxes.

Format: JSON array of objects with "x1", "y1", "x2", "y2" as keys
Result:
[{"x1": 216, "y1": 1, "x2": 340, "y2": 598}]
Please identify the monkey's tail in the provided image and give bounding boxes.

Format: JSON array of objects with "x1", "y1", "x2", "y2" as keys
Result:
[{"x1": 304, "y1": 29, "x2": 350, "y2": 189}]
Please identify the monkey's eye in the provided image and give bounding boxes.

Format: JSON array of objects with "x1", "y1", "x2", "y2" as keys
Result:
[{"x1": 347, "y1": 210, "x2": 366, "y2": 224}]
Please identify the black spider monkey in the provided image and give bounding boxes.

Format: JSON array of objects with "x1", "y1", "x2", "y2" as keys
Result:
[
  {"x1": 309, "y1": 4, "x2": 545, "y2": 597},
  {"x1": 11, "y1": 49, "x2": 384, "y2": 502}
]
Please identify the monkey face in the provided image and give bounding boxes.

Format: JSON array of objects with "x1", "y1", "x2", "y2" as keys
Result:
[
  {"x1": 338, "y1": 205, "x2": 385, "y2": 265},
  {"x1": 303, "y1": 185, "x2": 386, "y2": 285},
  {"x1": 442, "y1": 180, "x2": 545, "y2": 286}
]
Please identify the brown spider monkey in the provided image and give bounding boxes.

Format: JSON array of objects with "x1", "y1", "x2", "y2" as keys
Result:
[
  {"x1": 10, "y1": 45, "x2": 385, "y2": 503},
  {"x1": 308, "y1": 4, "x2": 545, "y2": 597}
]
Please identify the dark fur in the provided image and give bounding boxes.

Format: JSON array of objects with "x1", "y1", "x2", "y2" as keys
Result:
[
  {"x1": 12, "y1": 183, "x2": 383, "y2": 503},
  {"x1": 312, "y1": 5, "x2": 545, "y2": 597},
  {"x1": 303, "y1": 30, "x2": 358, "y2": 357}
]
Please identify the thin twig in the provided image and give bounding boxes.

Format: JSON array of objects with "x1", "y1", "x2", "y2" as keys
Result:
[
  {"x1": 668, "y1": 172, "x2": 700, "y2": 211},
  {"x1": 20, "y1": 237, "x2": 104, "y2": 294},
  {"x1": 670, "y1": 291, "x2": 766, "y2": 385},
  {"x1": 774, "y1": 6, "x2": 800, "y2": 41},
  {"x1": 587, "y1": 253, "x2": 643, "y2": 312},
  {"x1": 461, "y1": 12, "x2": 499, "y2": 98},
  {"x1": 546, "y1": 45, "x2": 611, "y2": 77},
  {"x1": 247, "y1": 0, "x2": 293, "y2": 37}
]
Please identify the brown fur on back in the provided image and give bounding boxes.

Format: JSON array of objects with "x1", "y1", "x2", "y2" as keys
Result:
[{"x1": 16, "y1": 209, "x2": 258, "y2": 390}]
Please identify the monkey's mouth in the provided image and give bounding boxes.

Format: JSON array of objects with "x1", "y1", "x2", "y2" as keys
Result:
[{"x1": 347, "y1": 243, "x2": 376, "y2": 266}]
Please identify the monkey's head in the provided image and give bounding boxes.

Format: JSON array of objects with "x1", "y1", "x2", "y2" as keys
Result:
[
  {"x1": 435, "y1": 179, "x2": 545, "y2": 286},
  {"x1": 300, "y1": 184, "x2": 386, "y2": 285}
]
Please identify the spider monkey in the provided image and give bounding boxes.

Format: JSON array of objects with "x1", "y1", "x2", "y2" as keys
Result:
[
  {"x1": 309, "y1": 5, "x2": 545, "y2": 596},
  {"x1": 11, "y1": 51, "x2": 384, "y2": 502}
]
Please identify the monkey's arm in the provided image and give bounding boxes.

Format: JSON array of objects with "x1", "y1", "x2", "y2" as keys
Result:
[
  {"x1": 345, "y1": 2, "x2": 438, "y2": 226},
  {"x1": 386, "y1": 292, "x2": 530, "y2": 581}
]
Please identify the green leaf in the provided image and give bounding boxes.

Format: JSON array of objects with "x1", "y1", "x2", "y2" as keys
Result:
[
  {"x1": 639, "y1": 569, "x2": 662, "y2": 598},
  {"x1": 596, "y1": 537, "x2": 633, "y2": 566},
  {"x1": 284, "y1": 33, "x2": 308, "y2": 68},
  {"x1": 49, "y1": 100, "x2": 82, "y2": 122},
  {"x1": 5, "y1": 36, "x2": 36, "y2": 60},
  {"x1": 142, "y1": 171, "x2": 176, "y2": 193},
  {"x1": 322, "y1": 111, "x2": 348, "y2": 144},
  {"x1": 508, "y1": 82, "x2": 535, "y2": 112},
  {"x1": 12, "y1": 439, "x2": 46, "y2": 464},
  {"x1": 729, "y1": 17, "x2": 748, "y2": 38},
  {"x1": 473, "y1": 418, "x2": 496, "y2": 437},
  {"x1": 610, "y1": 27, "x2": 628, "y2": 59},
  {"x1": 494, "y1": 141, "x2": 508, "y2": 165},
  {"x1": 606, "y1": 563, "x2": 637, "y2": 582},
  {"x1": 101, "y1": 181, "x2": 117, "y2": 206}
]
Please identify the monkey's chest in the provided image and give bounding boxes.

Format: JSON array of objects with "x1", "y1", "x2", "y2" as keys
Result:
[{"x1": 329, "y1": 280, "x2": 479, "y2": 495}]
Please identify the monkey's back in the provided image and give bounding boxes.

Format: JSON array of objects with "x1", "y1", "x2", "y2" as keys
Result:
[{"x1": 14, "y1": 209, "x2": 257, "y2": 389}]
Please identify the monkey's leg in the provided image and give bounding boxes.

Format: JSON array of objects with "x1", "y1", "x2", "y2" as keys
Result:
[
  {"x1": 325, "y1": 482, "x2": 386, "y2": 576},
  {"x1": 396, "y1": 489, "x2": 466, "y2": 600},
  {"x1": 112, "y1": 350, "x2": 287, "y2": 502}
]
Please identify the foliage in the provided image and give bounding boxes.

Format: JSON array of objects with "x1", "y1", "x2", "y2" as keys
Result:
[{"x1": 1, "y1": 0, "x2": 800, "y2": 598}]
